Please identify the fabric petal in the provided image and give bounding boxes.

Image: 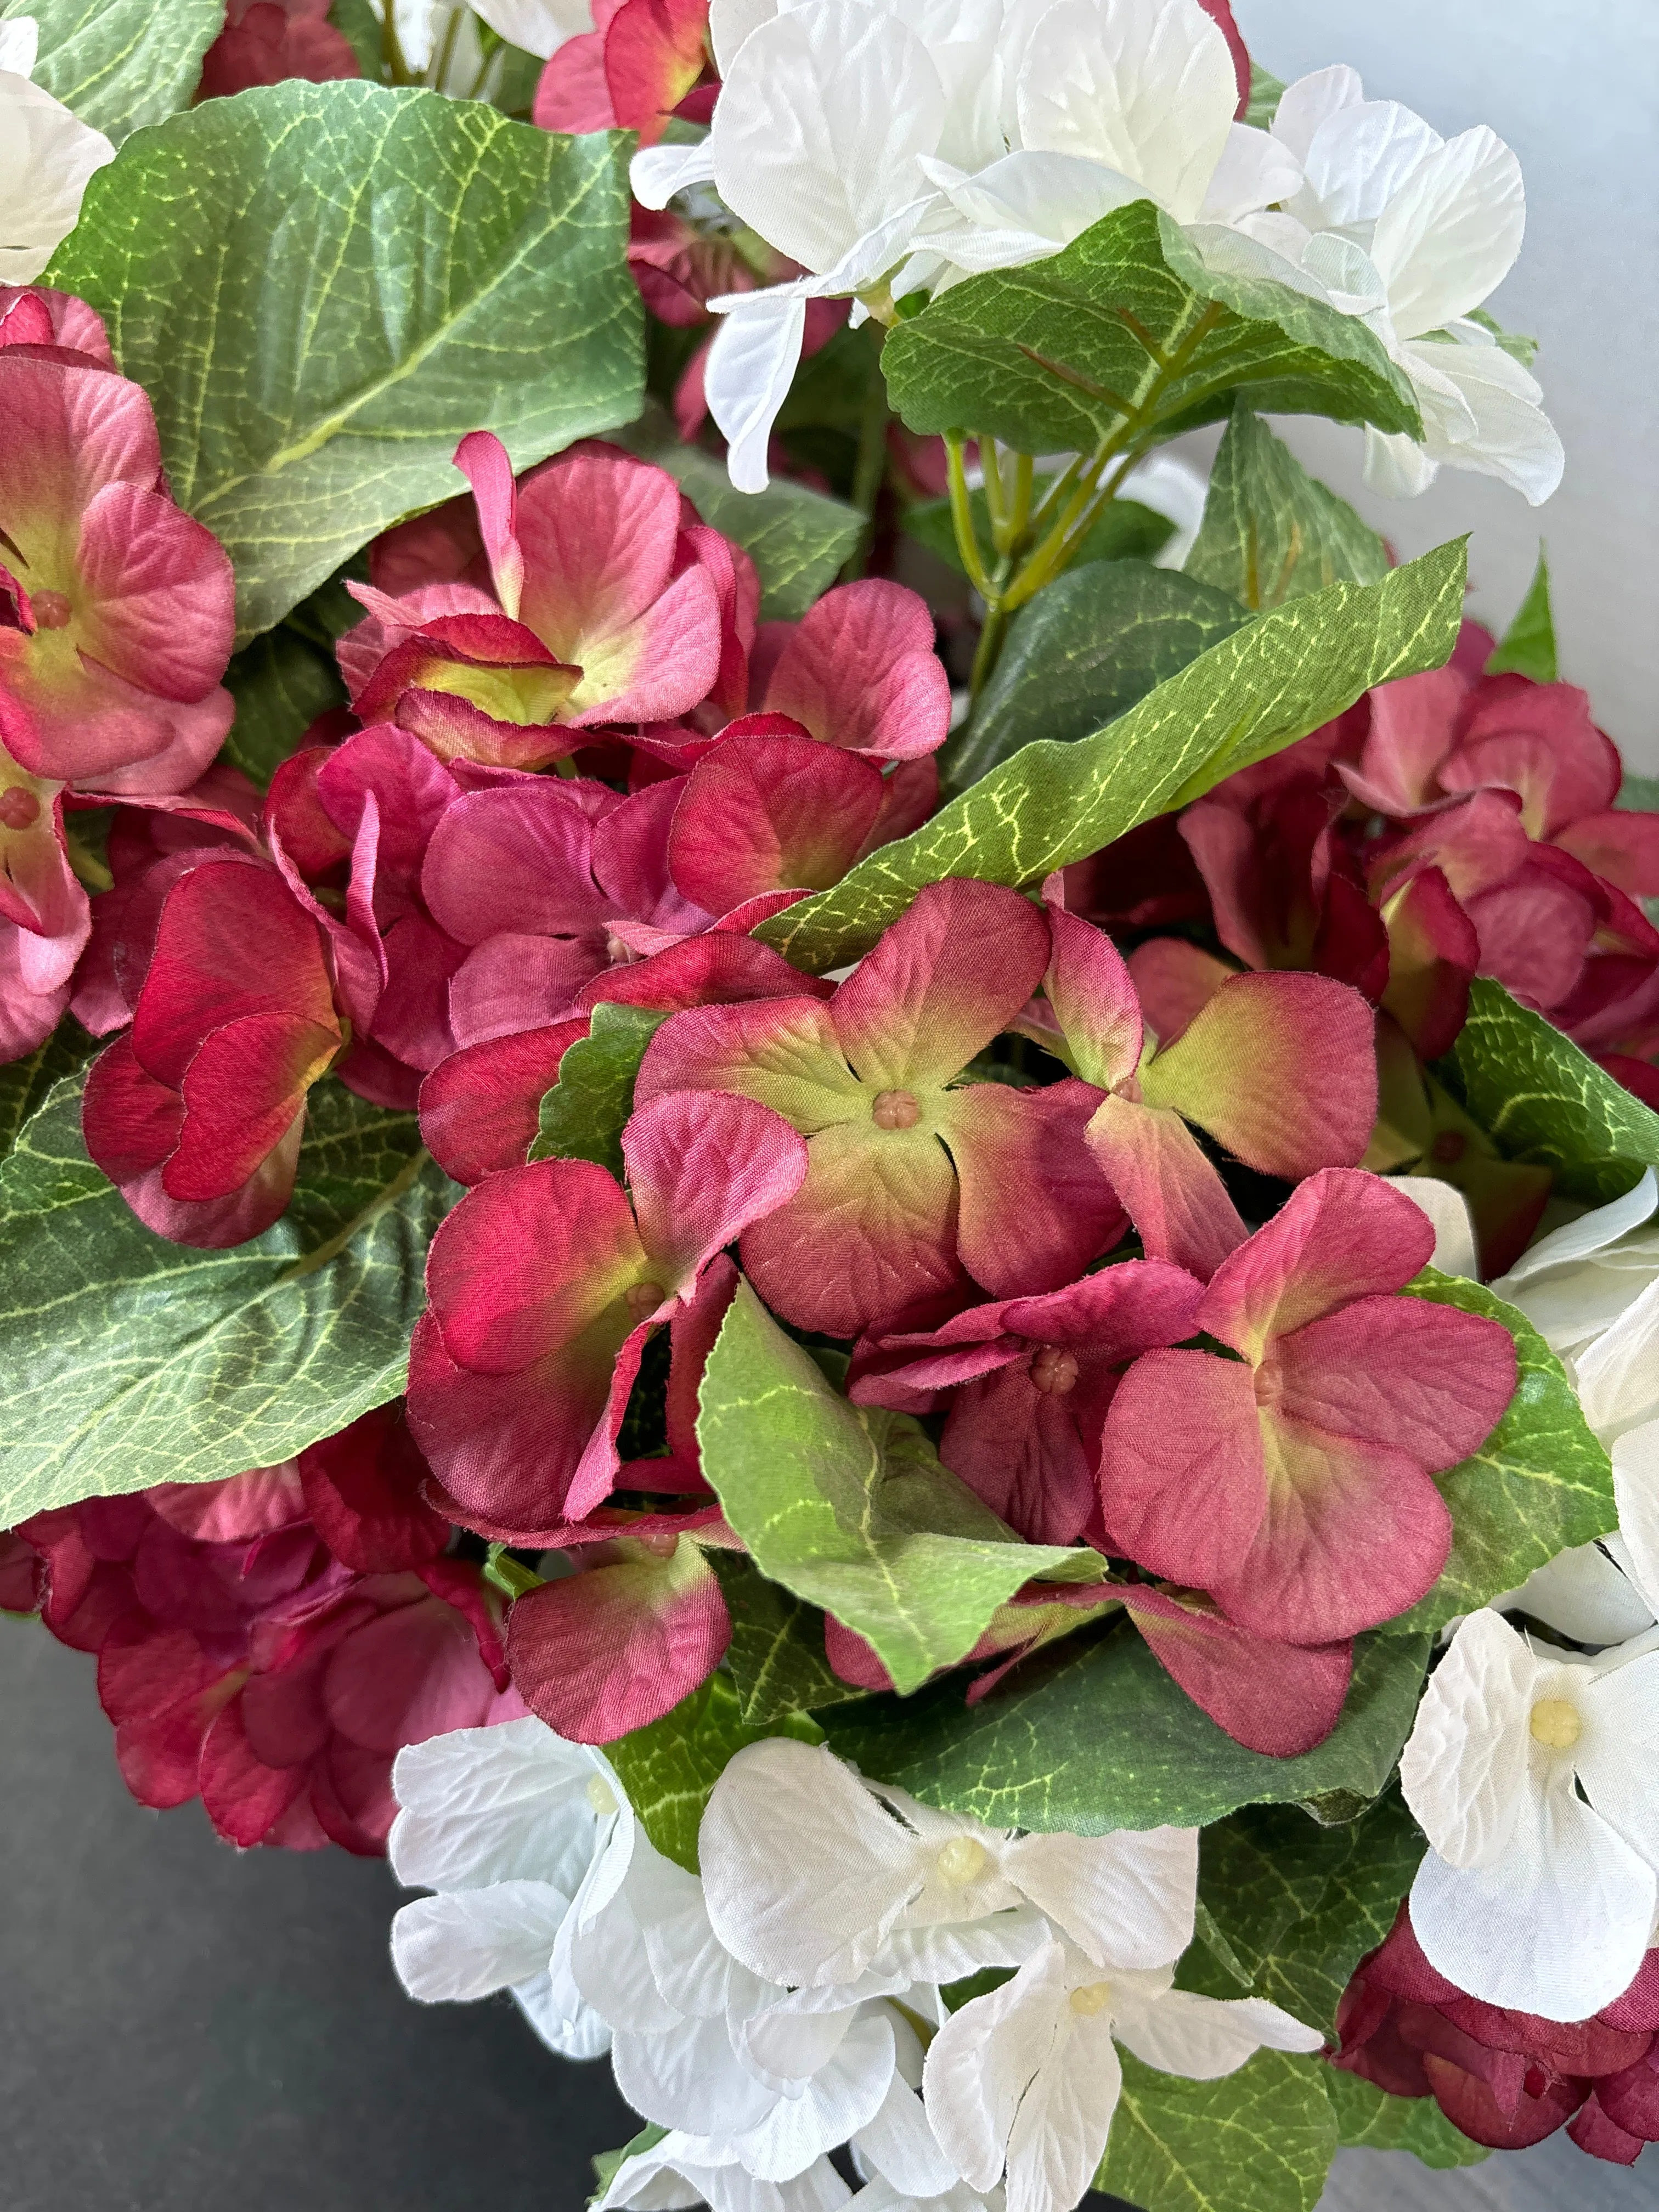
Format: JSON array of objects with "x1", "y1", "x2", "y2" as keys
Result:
[
  {"x1": 1084, "y1": 1091, "x2": 1246, "y2": 1280},
  {"x1": 1002, "y1": 1824, "x2": 1196, "y2": 1972},
  {"x1": 1113, "y1": 1988, "x2": 1323, "y2": 2078},
  {"x1": 390, "y1": 1880, "x2": 570, "y2": 2001}
]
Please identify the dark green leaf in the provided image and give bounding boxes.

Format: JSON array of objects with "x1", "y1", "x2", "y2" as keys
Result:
[
  {"x1": 0, "y1": 1024, "x2": 96, "y2": 1162},
  {"x1": 1322, "y1": 2069, "x2": 1491, "y2": 2168},
  {"x1": 329, "y1": 0, "x2": 384, "y2": 76},
  {"x1": 823, "y1": 1618, "x2": 1430, "y2": 1833},
  {"x1": 1618, "y1": 771, "x2": 1659, "y2": 814},
  {"x1": 902, "y1": 486, "x2": 1174, "y2": 581},
  {"x1": 222, "y1": 628, "x2": 348, "y2": 787},
  {"x1": 881, "y1": 200, "x2": 1418, "y2": 458},
  {"x1": 757, "y1": 539, "x2": 1468, "y2": 972},
  {"x1": 710, "y1": 1553, "x2": 872, "y2": 1725},
  {"x1": 1398, "y1": 1267, "x2": 1614, "y2": 1632},
  {"x1": 1186, "y1": 408, "x2": 1388, "y2": 610},
  {"x1": 0, "y1": 1072, "x2": 458, "y2": 1520},
  {"x1": 1485, "y1": 547, "x2": 1556, "y2": 681},
  {"x1": 947, "y1": 560, "x2": 1246, "y2": 794},
  {"x1": 3, "y1": 0, "x2": 221, "y2": 140},
  {"x1": 1436, "y1": 977, "x2": 1659, "y2": 1205},
  {"x1": 607, "y1": 1672, "x2": 819, "y2": 1872},
  {"x1": 48, "y1": 84, "x2": 642, "y2": 641},
  {"x1": 1097, "y1": 2048, "x2": 1338, "y2": 2212},
  {"x1": 529, "y1": 1003, "x2": 667, "y2": 1179}
]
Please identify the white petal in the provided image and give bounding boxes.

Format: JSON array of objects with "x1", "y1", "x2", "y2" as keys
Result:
[
  {"x1": 709, "y1": 0, "x2": 778, "y2": 76},
  {"x1": 0, "y1": 18, "x2": 38, "y2": 75},
  {"x1": 630, "y1": 140, "x2": 719, "y2": 212},
  {"x1": 1497, "y1": 1540, "x2": 1656, "y2": 1647},
  {"x1": 1369, "y1": 125, "x2": 1525, "y2": 336},
  {"x1": 614, "y1": 2011, "x2": 781, "y2": 2137},
  {"x1": 629, "y1": 1846, "x2": 758, "y2": 2022},
  {"x1": 1615, "y1": 1420, "x2": 1659, "y2": 1615},
  {"x1": 705, "y1": 292, "x2": 808, "y2": 494},
  {"x1": 1403, "y1": 337, "x2": 1563, "y2": 505},
  {"x1": 1577, "y1": 1278, "x2": 1659, "y2": 1443},
  {"x1": 923, "y1": 1942, "x2": 1069, "y2": 2194},
  {"x1": 390, "y1": 1880, "x2": 570, "y2": 2001},
  {"x1": 1003, "y1": 2000, "x2": 1120, "y2": 2212},
  {"x1": 1409, "y1": 1765, "x2": 1657, "y2": 2018},
  {"x1": 1200, "y1": 123, "x2": 1302, "y2": 224},
  {"x1": 850, "y1": 2066, "x2": 962, "y2": 2196},
  {"x1": 1270, "y1": 65, "x2": 1364, "y2": 165},
  {"x1": 1389, "y1": 1177, "x2": 1479, "y2": 1279},
  {"x1": 1113, "y1": 1988, "x2": 1322, "y2": 2079},
  {"x1": 570, "y1": 1848, "x2": 687, "y2": 2035},
  {"x1": 724, "y1": 2011, "x2": 900, "y2": 2182},
  {"x1": 389, "y1": 1717, "x2": 611, "y2": 1893},
  {"x1": 864, "y1": 1906, "x2": 1052, "y2": 1990},
  {"x1": 1400, "y1": 1609, "x2": 1537, "y2": 1866},
  {"x1": 467, "y1": 0, "x2": 591, "y2": 59},
  {"x1": 0, "y1": 73, "x2": 115, "y2": 283},
  {"x1": 917, "y1": 146, "x2": 1143, "y2": 270},
  {"x1": 1121, "y1": 450, "x2": 1209, "y2": 568},
  {"x1": 1003, "y1": 1824, "x2": 1197, "y2": 1972},
  {"x1": 738, "y1": 1996, "x2": 860, "y2": 2089},
  {"x1": 1497, "y1": 1171, "x2": 1659, "y2": 1290},
  {"x1": 597, "y1": 2132, "x2": 853, "y2": 2211},
  {"x1": 1363, "y1": 424, "x2": 1440, "y2": 500},
  {"x1": 1579, "y1": 1649, "x2": 1659, "y2": 1870},
  {"x1": 510, "y1": 1966, "x2": 614, "y2": 2058},
  {"x1": 1294, "y1": 98, "x2": 1443, "y2": 231}
]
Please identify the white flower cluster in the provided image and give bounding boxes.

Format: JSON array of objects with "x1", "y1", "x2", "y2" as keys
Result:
[
  {"x1": 1400, "y1": 1170, "x2": 1659, "y2": 2021},
  {"x1": 388, "y1": 1723, "x2": 1319, "y2": 2211},
  {"x1": 632, "y1": 0, "x2": 1559, "y2": 506},
  {"x1": 0, "y1": 16, "x2": 114, "y2": 282}
]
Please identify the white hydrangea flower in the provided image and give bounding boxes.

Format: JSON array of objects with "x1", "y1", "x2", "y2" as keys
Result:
[
  {"x1": 0, "y1": 23, "x2": 115, "y2": 284},
  {"x1": 1400, "y1": 1606, "x2": 1659, "y2": 2019},
  {"x1": 595, "y1": 2132, "x2": 853, "y2": 2211},
  {"x1": 468, "y1": 0, "x2": 592, "y2": 59},
  {"x1": 924, "y1": 1936, "x2": 1322, "y2": 2212}
]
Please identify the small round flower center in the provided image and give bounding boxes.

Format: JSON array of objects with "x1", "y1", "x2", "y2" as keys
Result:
[
  {"x1": 0, "y1": 783, "x2": 41, "y2": 830},
  {"x1": 30, "y1": 589, "x2": 72, "y2": 630},
  {"x1": 936, "y1": 1835, "x2": 988, "y2": 1886},
  {"x1": 585, "y1": 1773, "x2": 619, "y2": 1816},
  {"x1": 1029, "y1": 1344, "x2": 1079, "y2": 1395},
  {"x1": 1528, "y1": 1697, "x2": 1582, "y2": 1750},
  {"x1": 638, "y1": 1531, "x2": 679, "y2": 1559},
  {"x1": 624, "y1": 1280, "x2": 666, "y2": 1322},
  {"x1": 1070, "y1": 1980, "x2": 1113, "y2": 2017},
  {"x1": 871, "y1": 1088, "x2": 921, "y2": 1131}
]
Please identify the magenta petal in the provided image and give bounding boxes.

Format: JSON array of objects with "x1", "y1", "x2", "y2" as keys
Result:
[
  {"x1": 941, "y1": 1365, "x2": 1099, "y2": 1546},
  {"x1": 1126, "y1": 939, "x2": 1242, "y2": 1048},
  {"x1": 574, "y1": 933, "x2": 833, "y2": 1013},
  {"x1": 447, "y1": 932, "x2": 603, "y2": 1047},
  {"x1": 452, "y1": 431, "x2": 525, "y2": 619},
  {"x1": 420, "y1": 780, "x2": 609, "y2": 945},
  {"x1": 1271, "y1": 1295, "x2": 1517, "y2": 1471},
  {"x1": 1098, "y1": 1348, "x2": 1268, "y2": 1590},
  {"x1": 760, "y1": 579, "x2": 950, "y2": 758},
  {"x1": 945, "y1": 1078, "x2": 1126, "y2": 1297},
  {"x1": 623, "y1": 1088, "x2": 809, "y2": 1293},
  {"x1": 667, "y1": 730, "x2": 885, "y2": 910},
  {"x1": 1124, "y1": 1588, "x2": 1355, "y2": 1757},
  {"x1": 418, "y1": 1020, "x2": 586, "y2": 1183},
  {"x1": 1041, "y1": 894, "x2": 1143, "y2": 1090},
  {"x1": 1084, "y1": 1092, "x2": 1247, "y2": 1280}
]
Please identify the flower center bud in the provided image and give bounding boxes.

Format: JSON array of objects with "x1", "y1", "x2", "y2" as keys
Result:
[
  {"x1": 585, "y1": 1773, "x2": 619, "y2": 1816},
  {"x1": 1029, "y1": 1344, "x2": 1079, "y2": 1395},
  {"x1": 638, "y1": 1531, "x2": 679, "y2": 1559},
  {"x1": 624, "y1": 1280, "x2": 665, "y2": 1323},
  {"x1": 31, "y1": 589, "x2": 72, "y2": 630},
  {"x1": 1070, "y1": 1980, "x2": 1113, "y2": 2017},
  {"x1": 0, "y1": 783, "x2": 41, "y2": 830},
  {"x1": 871, "y1": 1088, "x2": 921, "y2": 1131},
  {"x1": 1528, "y1": 1697, "x2": 1582, "y2": 1750},
  {"x1": 936, "y1": 1835, "x2": 988, "y2": 1886}
]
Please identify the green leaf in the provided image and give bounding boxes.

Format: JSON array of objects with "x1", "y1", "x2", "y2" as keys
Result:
[
  {"x1": 222, "y1": 627, "x2": 348, "y2": 787},
  {"x1": 1097, "y1": 2047, "x2": 1338, "y2": 2212},
  {"x1": 824, "y1": 1618, "x2": 1430, "y2": 1833},
  {"x1": 1485, "y1": 546, "x2": 1557, "y2": 681},
  {"x1": 3, "y1": 0, "x2": 221, "y2": 141},
  {"x1": 696, "y1": 1280, "x2": 1104, "y2": 1696},
  {"x1": 612, "y1": 404, "x2": 864, "y2": 621},
  {"x1": 1436, "y1": 976, "x2": 1659, "y2": 1205},
  {"x1": 47, "y1": 84, "x2": 642, "y2": 642},
  {"x1": 0, "y1": 1024, "x2": 95, "y2": 1162},
  {"x1": 329, "y1": 0, "x2": 385, "y2": 76},
  {"x1": 1245, "y1": 64, "x2": 1286, "y2": 131},
  {"x1": 881, "y1": 200, "x2": 1419, "y2": 458},
  {"x1": 903, "y1": 486, "x2": 1175, "y2": 581},
  {"x1": 529, "y1": 1003, "x2": 667, "y2": 1179},
  {"x1": 1321, "y1": 2069, "x2": 1491, "y2": 2168},
  {"x1": 0, "y1": 1073, "x2": 458, "y2": 1521},
  {"x1": 590, "y1": 2124, "x2": 669, "y2": 2198},
  {"x1": 947, "y1": 559, "x2": 1246, "y2": 794},
  {"x1": 709, "y1": 1553, "x2": 872, "y2": 1725},
  {"x1": 1186, "y1": 408, "x2": 1388, "y2": 610},
  {"x1": 757, "y1": 538, "x2": 1468, "y2": 972},
  {"x1": 607, "y1": 1672, "x2": 820, "y2": 1872},
  {"x1": 1397, "y1": 1267, "x2": 1615, "y2": 1632},
  {"x1": 1618, "y1": 771, "x2": 1659, "y2": 814},
  {"x1": 1464, "y1": 306, "x2": 1539, "y2": 371}
]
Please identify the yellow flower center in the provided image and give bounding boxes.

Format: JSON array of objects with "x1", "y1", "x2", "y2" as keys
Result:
[
  {"x1": 1070, "y1": 1981, "x2": 1113, "y2": 2017},
  {"x1": 1528, "y1": 1698, "x2": 1582, "y2": 1751},
  {"x1": 585, "y1": 1774, "x2": 619, "y2": 1816},
  {"x1": 936, "y1": 1836, "x2": 988, "y2": 1886}
]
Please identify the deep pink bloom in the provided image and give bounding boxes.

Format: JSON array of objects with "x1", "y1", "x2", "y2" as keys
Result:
[
  {"x1": 406, "y1": 1087, "x2": 808, "y2": 1533},
  {"x1": 534, "y1": 0, "x2": 714, "y2": 146},
  {"x1": 199, "y1": 0, "x2": 362, "y2": 98},
  {"x1": 1336, "y1": 1903, "x2": 1659, "y2": 2164},
  {"x1": 627, "y1": 203, "x2": 763, "y2": 328},
  {"x1": 636, "y1": 878, "x2": 1126, "y2": 1336},
  {"x1": 1098, "y1": 1168, "x2": 1517, "y2": 1644},
  {"x1": 0, "y1": 739, "x2": 87, "y2": 1057},
  {"x1": 742, "y1": 579, "x2": 951, "y2": 760}
]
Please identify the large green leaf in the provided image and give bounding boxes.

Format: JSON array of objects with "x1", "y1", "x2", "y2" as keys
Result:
[
  {"x1": 1186, "y1": 408, "x2": 1387, "y2": 610},
  {"x1": 903, "y1": 486, "x2": 1174, "y2": 582},
  {"x1": 529, "y1": 1002, "x2": 665, "y2": 1180},
  {"x1": 1485, "y1": 547, "x2": 1556, "y2": 682},
  {"x1": 0, "y1": 1024, "x2": 95, "y2": 1162},
  {"x1": 696, "y1": 1280, "x2": 1103, "y2": 1695},
  {"x1": 757, "y1": 538, "x2": 1468, "y2": 972},
  {"x1": 710, "y1": 1553, "x2": 872, "y2": 1726},
  {"x1": 607, "y1": 1672, "x2": 819, "y2": 1872},
  {"x1": 947, "y1": 560, "x2": 1246, "y2": 794},
  {"x1": 1321, "y1": 2069, "x2": 1490, "y2": 2168},
  {"x1": 1097, "y1": 2048, "x2": 1338, "y2": 2212},
  {"x1": 881, "y1": 201, "x2": 1419, "y2": 458},
  {"x1": 823, "y1": 1618, "x2": 1430, "y2": 1833},
  {"x1": 1437, "y1": 977, "x2": 1659, "y2": 1205},
  {"x1": 1399, "y1": 1268, "x2": 1615, "y2": 1632},
  {"x1": 0, "y1": 1073, "x2": 458, "y2": 1521},
  {"x1": 613, "y1": 404, "x2": 863, "y2": 621},
  {"x1": 47, "y1": 84, "x2": 642, "y2": 642},
  {"x1": 222, "y1": 627, "x2": 348, "y2": 788},
  {"x1": 3, "y1": 0, "x2": 221, "y2": 141}
]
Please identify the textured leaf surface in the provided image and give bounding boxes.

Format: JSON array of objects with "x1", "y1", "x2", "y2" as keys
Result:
[
  {"x1": 1322, "y1": 2069, "x2": 1490, "y2": 2168},
  {"x1": 710, "y1": 1554, "x2": 871, "y2": 1726},
  {"x1": 3, "y1": 0, "x2": 220, "y2": 140},
  {"x1": 614, "y1": 404, "x2": 862, "y2": 622},
  {"x1": 48, "y1": 84, "x2": 641, "y2": 641},
  {"x1": 1186, "y1": 408, "x2": 1387, "y2": 609},
  {"x1": 1097, "y1": 2048, "x2": 1338, "y2": 2212},
  {"x1": 1437, "y1": 978, "x2": 1659, "y2": 1205},
  {"x1": 948, "y1": 560, "x2": 1246, "y2": 794},
  {"x1": 530, "y1": 1003, "x2": 665, "y2": 1180},
  {"x1": 1399, "y1": 1268, "x2": 1614, "y2": 1632},
  {"x1": 0, "y1": 1025, "x2": 95, "y2": 1161},
  {"x1": 824, "y1": 1620, "x2": 1430, "y2": 1833},
  {"x1": 0, "y1": 1074, "x2": 458, "y2": 1520},
  {"x1": 758, "y1": 540, "x2": 1467, "y2": 971},
  {"x1": 882, "y1": 200, "x2": 1418, "y2": 456},
  {"x1": 223, "y1": 627, "x2": 348, "y2": 787},
  {"x1": 697, "y1": 1281, "x2": 1102, "y2": 1695},
  {"x1": 1485, "y1": 548, "x2": 1556, "y2": 682},
  {"x1": 608, "y1": 1672, "x2": 817, "y2": 1872},
  {"x1": 904, "y1": 486, "x2": 1174, "y2": 582}
]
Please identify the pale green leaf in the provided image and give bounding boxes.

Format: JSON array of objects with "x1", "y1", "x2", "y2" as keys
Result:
[
  {"x1": 607, "y1": 1672, "x2": 819, "y2": 1872},
  {"x1": 696, "y1": 1280, "x2": 1103, "y2": 1696},
  {"x1": 1618, "y1": 771, "x2": 1659, "y2": 814},
  {"x1": 710, "y1": 1553, "x2": 871, "y2": 1726},
  {"x1": 0, "y1": 1073, "x2": 458, "y2": 1521},
  {"x1": 3, "y1": 0, "x2": 221, "y2": 140},
  {"x1": 1321, "y1": 2069, "x2": 1491, "y2": 2168},
  {"x1": 1245, "y1": 64, "x2": 1286, "y2": 131},
  {"x1": 1484, "y1": 546, "x2": 1556, "y2": 681},
  {"x1": 590, "y1": 2125, "x2": 670, "y2": 2198},
  {"x1": 1097, "y1": 2048, "x2": 1338, "y2": 2212},
  {"x1": 1464, "y1": 306, "x2": 1539, "y2": 371},
  {"x1": 529, "y1": 1002, "x2": 667, "y2": 1179},
  {"x1": 47, "y1": 84, "x2": 642, "y2": 641},
  {"x1": 756, "y1": 539, "x2": 1468, "y2": 972},
  {"x1": 222, "y1": 627, "x2": 348, "y2": 787},
  {"x1": 1186, "y1": 408, "x2": 1387, "y2": 610}
]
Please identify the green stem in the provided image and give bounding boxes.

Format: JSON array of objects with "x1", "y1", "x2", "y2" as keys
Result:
[
  {"x1": 381, "y1": 1, "x2": 413, "y2": 83},
  {"x1": 981, "y1": 438, "x2": 1008, "y2": 548},
  {"x1": 840, "y1": 360, "x2": 893, "y2": 583},
  {"x1": 945, "y1": 433, "x2": 992, "y2": 600},
  {"x1": 483, "y1": 1543, "x2": 545, "y2": 1601},
  {"x1": 431, "y1": 3, "x2": 462, "y2": 89},
  {"x1": 968, "y1": 602, "x2": 1006, "y2": 701},
  {"x1": 1006, "y1": 452, "x2": 1034, "y2": 551}
]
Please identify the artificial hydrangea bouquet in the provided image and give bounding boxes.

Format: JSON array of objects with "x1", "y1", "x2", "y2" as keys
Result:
[{"x1": 3, "y1": 0, "x2": 1658, "y2": 2205}]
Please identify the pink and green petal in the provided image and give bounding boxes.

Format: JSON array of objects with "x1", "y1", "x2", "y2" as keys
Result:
[
  {"x1": 417, "y1": 1018, "x2": 587, "y2": 1184},
  {"x1": 622, "y1": 1087, "x2": 809, "y2": 1295},
  {"x1": 1139, "y1": 971, "x2": 1379, "y2": 1180},
  {"x1": 452, "y1": 431, "x2": 526, "y2": 619},
  {"x1": 1097, "y1": 1347, "x2": 1268, "y2": 1590},
  {"x1": 1040, "y1": 893, "x2": 1142, "y2": 1090},
  {"x1": 603, "y1": 0, "x2": 712, "y2": 145},
  {"x1": 758, "y1": 580, "x2": 951, "y2": 759},
  {"x1": 1125, "y1": 938, "x2": 1234, "y2": 1051},
  {"x1": 1084, "y1": 1091, "x2": 1247, "y2": 1281},
  {"x1": 1122, "y1": 1587, "x2": 1355, "y2": 1757},
  {"x1": 1377, "y1": 866, "x2": 1479, "y2": 1060},
  {"x1": 666, "y1": 729, "x2": 885, "y2": 910},
  {"x1": 943, "y1": 1077, "x2": 1126, "y2": 1298},
  {"x1": 448, "y1": 932, "x2": 603, "y2": 1050},
  {"x1": 1269, "y1": 1294, "x2": 1516, "y2": 1472},
  {"x1": 575, "y1": 933, "x2": 833, "y2": 1015},
  {"x1": 1339, "y1": 667, "x2": 1464, "y2": 817},
  {"x1": 1555, "y1": 810, "x2": 1659, "y2": 901},
  {"x1": 166, "y1": 1009, "x2": 339, "y2": 1201},
  {"x1": 420, "y1": 781, "x2": 608, "y2": 946},
  {"x1": 940, "y1": 1365, "x2": 1100, "y2": 1547},
  {"x1": 639, "y1": 993, "x2": 869, "y2": 1130}
]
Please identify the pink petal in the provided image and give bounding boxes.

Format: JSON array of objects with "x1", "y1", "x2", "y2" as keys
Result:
[
  {"x1": 603, "y1": 0, "x2": 712, "y2": 144},
  {"x1": 297, "y1": 1404, "x2": 450, "y2": 1573},
  {"x1": 667, "y1": 729, "x2": 886, "y2": 911},
  {"x1": 1124, "y1": 1588, "x2": 1355, "y2": 1757},
  {"x1": 1452, "y1": 678, "x2": 1620, "y2": 837},
  {"x1": 1041, "y1": 895, "x2": 1143, "y2": 1090},
  {"x1": 447, "y1": 931, "x2": 602, "y2": 1049},
  {"x1": 165, "y1": 1008, "x2": 340, "y2": 1201},
  {"x1": 418, "y1": 1019, "x2": 587, "y2": 1183},
  {"x1": 678, "y1": 520, "x2": 758, "y2": 720},
  {"x1": 1377, "y1": 865, "x2": 1479, "y2": 1060},
  {"x1": 1555, "y1": 810, "x2": 1659, "y2": 901},
  {"x1": 1084, "y1": 1092, "x2": 1247, "y2": 1281},
  {"x1": 944, "y1": 1078, "x2": 1126, "y2": 1297},
  {"x1": 565, "y1": 558, "x2": 723, "y2": 726},
  {"x1": 531, "y1": 32, "x2": 618, "y2": 131},
  {"x1": 1340, "y1": 667, "x2": 1466, "y2": 816},
  {"x1": 420, "y1": 779, "x2": 610, "y2": 946},
  {"x1": 940, "y1": 1365, "x2": 1099, "y2": 1546},
  {"x1": 573, "y1": 933, "x2": 833, "y2": 1013},
  {"x1": 453, "y1": 431, "x2": 525, "y2": 619},
  {"x1": 1098, "y1": 1348, "x2": 1268, "y2": 1591},
  {"x1": 859, "y1": 752, "x2": 939, "y2": 856},
  {"x1": 74, "y1": 479, "x2": 236, "y2": 708},
  {"x1": 323, "y1": 1592, "x2": 500, "y2": 1753},
  {"x1": 1124, "y1": 939, "x2": 1234, "y2": 1051},
  {"x1": 1270, "y1": 1294, "x2": 1517, "y2": 1471},
  {"x1": 637, "y1": 992, "x2": 867, "y2": 1128},
  {"x1": 760, "y1": 580, "x2": 950, "y2": 758},
  {"x1": 623, "y1": 1087, "x2": 810, "y2": 1294}
]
